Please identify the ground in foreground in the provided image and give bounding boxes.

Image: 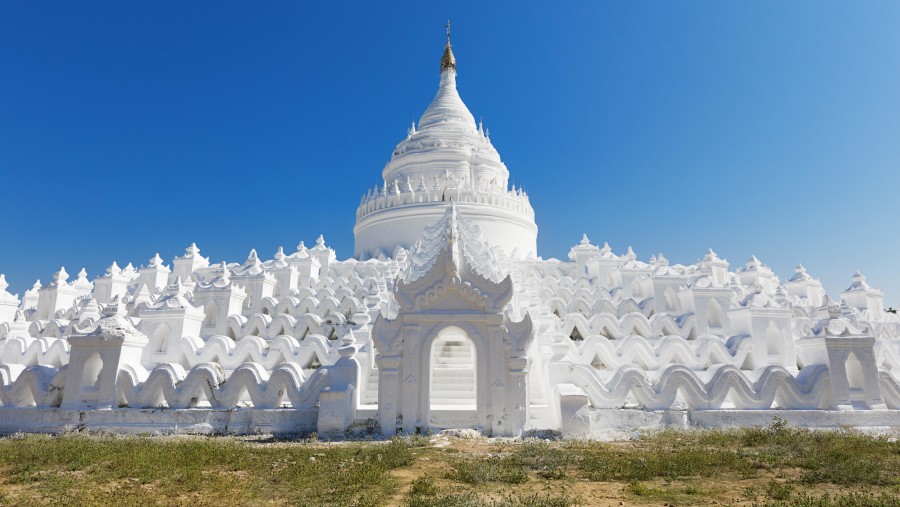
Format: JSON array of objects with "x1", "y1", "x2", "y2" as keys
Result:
[{"x1": 1, "y1": 422, "x2": 899, "y2": 506}]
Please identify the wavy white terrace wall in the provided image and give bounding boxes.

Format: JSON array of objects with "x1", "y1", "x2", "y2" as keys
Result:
[{"x1": 1, "y1": 228, "x2": 900, "y2": 436}]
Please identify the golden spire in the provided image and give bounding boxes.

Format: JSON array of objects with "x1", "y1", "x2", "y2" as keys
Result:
[{"x1": 440, "y1": 20, "x2": 456, "y2": 72}]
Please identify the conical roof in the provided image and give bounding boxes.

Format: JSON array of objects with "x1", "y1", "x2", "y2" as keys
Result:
[
  {"x1": 417, "y1": 61, "x2": 474, "y2": 130},
  {"x1": 381, "y1": 32, "x2": 507, "y2": 186}
]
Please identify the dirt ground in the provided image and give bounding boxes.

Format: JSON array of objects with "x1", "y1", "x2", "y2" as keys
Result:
[
  {"x1": 381, "y1": 434, "x2": 840, "y2": 506},
  {"x1": 1, "y1": 428, "x2": 898, "y2": 506}
]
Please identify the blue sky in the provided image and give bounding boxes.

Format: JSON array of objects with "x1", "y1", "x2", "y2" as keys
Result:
[{"x1": 1, "y1": 2, "x2": 898, "y2": 306}]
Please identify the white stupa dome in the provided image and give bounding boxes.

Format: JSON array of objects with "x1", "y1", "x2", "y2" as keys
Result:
[{"x1": 354, "y1": 31, "x2": 537, "y2": 260}]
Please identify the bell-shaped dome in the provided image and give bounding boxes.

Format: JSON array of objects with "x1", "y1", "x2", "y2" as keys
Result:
[
  {"x1": 381, "y1": 41, "x2": 509, "y2": 189},
  {"x1": 355, "y1": 28, "x2": 537, "y2": 261},
  {"x1": 417, "y1": 65, "x2": 475, "y2": 130}
]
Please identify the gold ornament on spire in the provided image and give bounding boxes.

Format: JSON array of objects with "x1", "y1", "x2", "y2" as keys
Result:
[{"x1": 441, "y1": 20, "x2": 456, "y2": 72}]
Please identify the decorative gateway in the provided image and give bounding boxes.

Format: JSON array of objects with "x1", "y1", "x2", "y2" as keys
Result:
[{"x1": 1, "y1": 28, "x2": 899, "y2": 437}]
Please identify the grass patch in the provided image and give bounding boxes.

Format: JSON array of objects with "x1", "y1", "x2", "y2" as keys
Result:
[
  {"x1": 408, "y1": 474, "x2": 577, "y2": 506},
  {"x1": 761, "y1": 491, "x2": 900, "y2": 506},
  {"x1": 448, "y1": 457, "x2": 528, "y2": 485},
  {"x1": 408, "y1": 489, "x2": 577, "y2": 507},
  {"x1": 3, "y1": 423, "x2": 900, "y2": 506},
  {"x1": 0, "y1": 433, "x2": 427, "y2": 506}
]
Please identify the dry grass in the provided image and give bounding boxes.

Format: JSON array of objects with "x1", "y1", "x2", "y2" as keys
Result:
[{"x1": 1, "y1": 421, "x2": 900, "y2": 506}]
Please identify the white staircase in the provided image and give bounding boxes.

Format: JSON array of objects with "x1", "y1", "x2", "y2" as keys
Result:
[
  {"x1": 362, "y1": 366, "x2": 379, "y2": 405},
  {"x1": 429, "y1": 339, "x2": 477, "y2": 427}
]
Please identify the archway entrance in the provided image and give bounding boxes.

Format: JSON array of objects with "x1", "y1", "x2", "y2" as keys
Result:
[
  {"x1": 845, "y1": 352, "x2": 867, "y2": 407},
  {"x1": 79, "y1": 352, "x2": 103, "y2": 406},
  {"x1": 429, "y1": 326, "x2": 477, "y2": 428},
  {"x1": 765, "y1": 322, "x2": 783, "y2": 365}
]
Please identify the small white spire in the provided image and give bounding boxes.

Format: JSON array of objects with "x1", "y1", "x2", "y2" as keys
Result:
[
  {"x1": 311, "y1": 234, "x2": 329, "y2": 252},
  {"x1": 246, "y1": 248, "x2": 260, "y2": 266},
  {"x1": 54, "y1": 266, "x2": 69, "y2": 283},
  {"x1": 185, "y1": 242, "x2": 200, "y2": 256},
  {"x1": 746, "y1": 255, "x2": 761, "y2": 268}
]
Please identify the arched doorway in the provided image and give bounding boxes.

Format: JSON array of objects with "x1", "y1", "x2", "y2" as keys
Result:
[
  {"x1": 151, "y1": 324, "x2": 170, "y2": 354},
  {"x1": 203, "y1": 302, "x2": 218, "y2": 329},
  {"x1": 80, "y1": 352, "x2": 103, "y2": 406},
  {"x1": 707, "y1": 299, "x2": 724, "y2": 334},
  {"x1": 845, "y1": 352, "x2": 866, "y2": 404},
  {"x1": 664, "y1": 288, "x2": 678, "y2": 312},
  {"x1": 765, "y1": 322, "x2": 782, "y2": 365},
  {"x1": 429, "y1": 326, "x2": 477, "y2": 428}
]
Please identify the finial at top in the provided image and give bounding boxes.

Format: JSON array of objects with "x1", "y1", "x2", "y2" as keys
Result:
[{"x1": 441, "y1": 20, "x2": 456, "y2": 72}]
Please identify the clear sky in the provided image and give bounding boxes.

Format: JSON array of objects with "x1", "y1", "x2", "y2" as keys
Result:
[{"x1": 2, "y1": 1, "x2": 898, "y2": 306}]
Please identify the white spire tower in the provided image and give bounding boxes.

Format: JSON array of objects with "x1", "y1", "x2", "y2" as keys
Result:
[{"x1": 354, "y1": 23, "x2": 538, "y2": 260}]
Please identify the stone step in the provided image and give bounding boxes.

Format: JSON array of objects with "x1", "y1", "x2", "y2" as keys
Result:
[
  {"x1": 433, "y1": 358, "x2": 475, "y2": 365},
  {"x1": 432, "y1": 383, "x2": 475, "y2": 389},
  {"x1": 432, "y1": 383, "x2": 475, "y2": 391},
  {"x1": 432, "y1": 366, "x2": 476, "y2": 373},
  {"x1": 437, "y1": 341, "x2": 473, "y2": 348},
  {"x1": 433, "y1": 376, "x2": 475, "y2": 382},
  {"x1": 429, "y1": 399, "x2": 476, "y2": 405},
  {"x1": 432, "y1": 370, "x2": 476, "y2": 378},
  {"x1": 431, "y1": 382, "x2": 476, "y2": 390},
  {"x1": 429, "y1": 408, "x2": 477, "y2": 428},
  {"x1": 362, "y1": 369, "x2": 380, "y2": 403},
  {"x1": 434, "y1": 350, "x2": 474, "y2": 357},
  {"x1": 431, "y1": 391, "x2": 476, "y2": 397},
  {"x1": 431, "y1": 391, "x2": 475, "y2": 403}
]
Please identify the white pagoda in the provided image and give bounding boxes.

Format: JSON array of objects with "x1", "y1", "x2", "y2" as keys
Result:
[
  {"x1": 1, "y1": 28, "x2": 899, "y2": 437},
  {"x1": 354, "y1": 27, "x2": 537, "y2": 261}
]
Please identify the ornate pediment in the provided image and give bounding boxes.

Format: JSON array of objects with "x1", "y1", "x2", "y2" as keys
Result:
[{"x1": 394, "y1": 204, "x2": 512, "y2": 313}]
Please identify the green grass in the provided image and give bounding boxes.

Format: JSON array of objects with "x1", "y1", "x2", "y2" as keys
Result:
[
  {"x1": 448, "y1": 457, "x2": 529, "y2": 485},
  {"x1": 2, "y1": 422, "x2": 900, "y2": 506},
  {"x1": 407, "y1": 474, "x2": 577, "y2": 507},
  {"x1": 761, "y1": 492, "x2": 900, "y2": 506},
  {"x1": 0, "y1": 433, "x2": 428, "y2": 506}
]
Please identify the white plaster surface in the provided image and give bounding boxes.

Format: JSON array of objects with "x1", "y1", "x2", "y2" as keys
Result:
[{"x1": 1, "y1": 32, "x2": 899, "y2": 438}]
